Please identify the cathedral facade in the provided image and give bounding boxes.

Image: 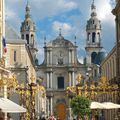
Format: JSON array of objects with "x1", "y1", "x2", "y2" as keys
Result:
[{"x1": 37, "y1": 33, "x2": 86, "y2": 119}]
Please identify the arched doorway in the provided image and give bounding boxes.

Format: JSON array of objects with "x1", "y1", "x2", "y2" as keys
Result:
[{"x1": 56, "y1": 103, "x2": 66, "y2": 120}]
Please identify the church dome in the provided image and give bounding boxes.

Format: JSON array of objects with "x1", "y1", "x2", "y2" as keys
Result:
[
  {"x1": 86, "y1": 17, "x2": 101, "y2": 30},
  {"x1": 46, "y1": 34, "x2": 74, "y2": 47},
  {"x1": 21, "y1": 19, "x2": 36, "y2": 32},
  {"x1": 56, "y1": 34, "x2": 64, "y2": 40},
  {"x1": 93, "y1": 51, "x2": 107, "y2": 65}
]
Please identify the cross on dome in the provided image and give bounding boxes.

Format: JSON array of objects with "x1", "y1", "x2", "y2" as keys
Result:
[{"x1": 59, "y1": 28, "x2": 62, "y2": 36}]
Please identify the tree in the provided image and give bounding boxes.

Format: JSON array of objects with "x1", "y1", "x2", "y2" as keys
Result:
[{"x1": 70, "y1": 96, "x2": 91, "y2": 120}]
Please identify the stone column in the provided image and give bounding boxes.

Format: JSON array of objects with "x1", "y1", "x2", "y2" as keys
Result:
[
  {"x1": 69, "y1": 50, "x2": 71, "y2": 64},
  {"x1": 49, "y1": 50, "x2": 50, "y2": 65},
  {"x1": 68, "y1": 98, "x2": 73, "y2": 120},
  {"x1": 50, "y1": 97, "x2": 53, "y2": 115},
  {"x1": 4, "y1": 84, "x2": 7, "y2": 120},
  {"x1": 50, "y1": 50, "x2": 52, "y2": 65},
  {"x1": 72, "y1": 50, "x2": 74, "y2": 64},
  {"x1": 47, "y1": 98, "x2": 50, "y2": 116},
  {"x1": 46, "y1": 50, "x2": 49, "y2": 65},
  {"x1": 50, "y1": 72, "x2": 52, "y2": 88},
  {"x1": 47, "y1": 72, "x2": 50, "y2": 88},
  {"x1": 72, "y1": 72, "x2": 75, "y2": 86},
  {"x1": 69, "y1": 72, "x2": 72, "y2": 86}
]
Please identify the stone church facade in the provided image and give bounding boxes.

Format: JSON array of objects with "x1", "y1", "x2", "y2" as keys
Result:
[{"x1": 37, "y1": 33, "x2": 86, "y2": 119}]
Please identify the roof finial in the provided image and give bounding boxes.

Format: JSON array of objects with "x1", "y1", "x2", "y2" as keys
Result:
[
  {"x1": 59, "y1": 28, "x2": 62, "y2": 36},
  {"x1": 27, "y1": 0, "x2": 29, "y2": 5},
  {"x1": 44, "y1": 35, "x2": 46, "y2": 46},
  {"x1": 91, "y1": 0, "x2": 96, "y2": 10},
  {"x1": 26, "y1": 0, "x2": 30, "y2": 8},
  {"x1": 91, "y1": 0, "x2": 97, "y2": 17},
  {"x1": 74, "y1": 35, "x2": 77, "y2": 45},
  {"x1": 25, "y1": 0, "x2": 31, "y2": 19}
]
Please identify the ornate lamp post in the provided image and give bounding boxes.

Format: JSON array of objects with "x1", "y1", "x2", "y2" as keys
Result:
[
  {"x1": 16, "y1": 75, "x2": 37, "y2": 120},
  {"x1": 76, "y1": 73, "x2": 82, "y2": 96},
  {"x1": 29, "y1": 74, "x2": 37, "y2": 120},
  {"x1": 16, "y1": 74, "x2": 45, "y2": 120}
]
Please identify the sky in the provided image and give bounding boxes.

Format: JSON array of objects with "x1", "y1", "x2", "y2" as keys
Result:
[{"x1": 5, "y1": 0, "x2": 116, "y2": 64}]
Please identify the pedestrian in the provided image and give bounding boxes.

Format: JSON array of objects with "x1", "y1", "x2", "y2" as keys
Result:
[
  {"x1": 48, "y1": 116, "x2": 52, "y2": 120},
  {"x1": 51, "y1": 115, "x2": 55, "y2": 120}
]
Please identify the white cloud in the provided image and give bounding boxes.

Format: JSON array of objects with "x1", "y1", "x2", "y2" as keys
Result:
[
  {"x1": 96, "y1": 0, "x2": 115, "y2": 24},
  {"x1": 52, "y1": 21, "x2": 73, "y2": 36},
  {"x1": 31, "y1": 0, "x2": 77, "y2": 20},
  {"x1": 78, "y1": 56, "x2": 84, "y2": 64},
  {"x1": 5, "y1": 0, "x2": 116, "y2": 63},
  {"x1": 36, "y1": 44, "x2": 44, "y2": 64}
]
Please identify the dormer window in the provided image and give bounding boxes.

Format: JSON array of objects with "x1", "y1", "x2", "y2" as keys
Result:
[{"x1": 98, "y1": 32, "x2": 100, "y2": 41}]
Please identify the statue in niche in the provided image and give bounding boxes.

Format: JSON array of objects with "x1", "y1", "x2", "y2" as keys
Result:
[{"x1": 58, "y1": 51, "x2": 63, "y2": 65}]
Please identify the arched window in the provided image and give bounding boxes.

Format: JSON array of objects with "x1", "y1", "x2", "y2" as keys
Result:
[
  {"x1": 91, "y1": 52, "x2": 97, "y2": 63},
  {"x1": 26, "y1": 21, "x2": 28, "y2": 26},
  {"x1": 31, "y1": 34, "x2": 34, "y2": 45},
  {"x1": 92, "y1": 32, "x2": 96, "y2": 43},
  {"x1": 97, "y1": 32, "x2": 100, "y2": 41},
  {"x1": 87, "y1": 33, "x2": 90, "y2": 41},
  {"x1": 26, "y1": 34, "x2": 29, "y2": 44}
]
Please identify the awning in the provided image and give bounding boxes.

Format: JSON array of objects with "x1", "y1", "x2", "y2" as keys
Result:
[
  {"x1": 90, "y1": 102, "x2": 105, "y2": 109},
  {"x1": 0, "y1": 98, "x2": 26, "y2": 113},
  {"x1": 90, "y1": 101, "x2": 120, "y2": 109},
  {"x1": 102, "y1": 102, "x2": 120, "y2": 109}
]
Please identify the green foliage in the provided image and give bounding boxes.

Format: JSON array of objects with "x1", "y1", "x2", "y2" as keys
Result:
[{"x1": 70, "y1": 96, "x2": 91, "y2": 118}]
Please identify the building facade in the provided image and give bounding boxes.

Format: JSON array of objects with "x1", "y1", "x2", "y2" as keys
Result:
[
  {"x1": 4, "y1": 2, "x2": 45, "y2": 120},
  {"x1": 37, "y1": 33, "x2": 86, "y2": 119},
  {"x1": 100, "y1": 46, "x2": 117, "y2": 120},
  {"x1": 112, "y1": 0, "x2": 120, "y2": 87},
  {"x1": 101, "y1": 46, "x2": 117, "y2": 84},
  {"x1": 96, "y1": 1, "x2": 120, "y2": 119}
]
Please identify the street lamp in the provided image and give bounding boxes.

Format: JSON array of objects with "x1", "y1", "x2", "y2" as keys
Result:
[
  {"x1": 16, "y1": 74, "x2": 45, "y2": 120},
  {"x1": 16, "y1": 75, "x2": 37, "y2": 120}
]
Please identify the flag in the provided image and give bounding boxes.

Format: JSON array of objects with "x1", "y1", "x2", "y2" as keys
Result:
[{"x1": 2, "y1": 37, "x2": 7, "y2": 53}]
